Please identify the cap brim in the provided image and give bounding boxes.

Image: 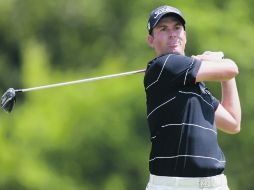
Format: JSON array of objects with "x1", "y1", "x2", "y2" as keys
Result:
[{"x1": 152, "y1": 12, "x2": 185, "y2": 29}]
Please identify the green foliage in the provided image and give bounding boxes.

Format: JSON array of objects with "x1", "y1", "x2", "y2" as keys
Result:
[{"x1": 0, "y1": 0, "x2": 254, "y2": 190}]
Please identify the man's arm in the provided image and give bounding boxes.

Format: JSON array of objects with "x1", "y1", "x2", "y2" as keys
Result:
[
  {"x1": 193, "y1": 52, "x2": 241, "y2": 134},
  {"x1": 215, "y1": 79, "x2": 241, "y2": 134},
  {"x1": 195, "y1": 58, "x2": 239, "y2": 82}
]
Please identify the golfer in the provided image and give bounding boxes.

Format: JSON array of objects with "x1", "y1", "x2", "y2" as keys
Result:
[{"x1": 144, "y1": 5, "x2": 241, "y2": 190}]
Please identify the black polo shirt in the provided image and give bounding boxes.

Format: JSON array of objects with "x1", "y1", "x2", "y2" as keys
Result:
[{"x1": 144, "y1": 53, "x2": 225, "y2": 177}]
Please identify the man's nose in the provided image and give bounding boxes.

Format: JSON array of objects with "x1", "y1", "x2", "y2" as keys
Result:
[{"x1": 169, "y1": 30, "x2": 177, "y2": 38}]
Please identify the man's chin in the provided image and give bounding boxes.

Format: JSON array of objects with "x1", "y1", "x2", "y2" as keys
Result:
[
  {"x1": 168, "y1": 49, "x2": 182, "y2": 55},
  {"x1": 157, "y1": 49, "x2": 183, "y2": 56}
]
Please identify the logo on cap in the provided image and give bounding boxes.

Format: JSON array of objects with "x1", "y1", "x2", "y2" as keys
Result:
[{"x1": 153, "y1": 6, "x2": 180, "y2": 19}]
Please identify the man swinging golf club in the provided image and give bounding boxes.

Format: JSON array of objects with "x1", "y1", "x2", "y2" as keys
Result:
[
  {"x1": 1, "y1": 5, "x2": 241, "y2": 190},
  {"x1": 144, "y1": 5, "x2": 241, "y2": 190}
]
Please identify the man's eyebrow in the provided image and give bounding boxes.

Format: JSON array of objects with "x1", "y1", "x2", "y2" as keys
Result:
[
  {"x1": 157, "y1": 24, "x2": 167, "y2": 28},
  {"x1": 157, "y1": 21, "x2": 182, "y2": 28}
]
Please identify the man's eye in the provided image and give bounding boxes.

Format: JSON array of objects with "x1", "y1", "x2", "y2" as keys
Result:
[{"x1": 175, "y1": 25, "x2": 181, "y2": 30}]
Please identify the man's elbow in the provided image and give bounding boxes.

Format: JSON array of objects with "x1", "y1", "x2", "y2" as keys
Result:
[
  {"x1": 220, "y1": 118, "x2": 241, "y2": 134},
  {"x1": 227, "y1": 122, "x2": 241, "y2": 134},
  {"x1": 231, "y1": 63, "x2": 239, "y2": 77},
  {"x1": 229, "y1": 126, "x2": 241, "y2": 134},
  {"x1": 225, "y1": 59, "x2": 239, "y2": 79}
]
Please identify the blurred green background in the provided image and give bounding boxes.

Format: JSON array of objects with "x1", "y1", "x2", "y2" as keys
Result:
[{"x1": 0, "y1": 0, "x2": 254, "y2": 189}]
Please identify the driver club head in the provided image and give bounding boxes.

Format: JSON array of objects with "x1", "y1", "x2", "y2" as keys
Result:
[{"x1": 1, "y1": 88, "x2": 16, "y2": 113}]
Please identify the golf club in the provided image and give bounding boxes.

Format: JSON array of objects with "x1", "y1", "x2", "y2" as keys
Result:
[{"x1": 1, "y1": 69, "x2": 146, "y2": 113}]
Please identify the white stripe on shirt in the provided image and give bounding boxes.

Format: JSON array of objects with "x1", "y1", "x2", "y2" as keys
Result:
[
  {"x1": 146, "y1": 54, "x2": 171, "y2": 90},
  {"x1": 149, "y1": 155, "x2": 225, "y2": 163},
  {"x1": 147, "y1": 96, "x2": 176, "y2": 118},
  {"x1": 183, "y1": 58, "x2": 194, "y2": 86},
  {"x1": 179, "y1": 91, "x2": 214, "y2": 109},
  {"x1": 161, "y1": 123, "x2": 217, "y2": 135}
]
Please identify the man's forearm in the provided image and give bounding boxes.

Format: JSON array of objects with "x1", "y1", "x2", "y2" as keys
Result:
[{"x1": 221, "y1": 78, "x2": 241, "y2": 127}]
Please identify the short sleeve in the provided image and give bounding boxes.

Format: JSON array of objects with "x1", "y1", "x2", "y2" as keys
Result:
[
  {"x1": 154, "y1": 54, "x2": 201, "y2": 87},
  {"x1": 212, "y1": 96, "x2": 220, "y2": 111}
]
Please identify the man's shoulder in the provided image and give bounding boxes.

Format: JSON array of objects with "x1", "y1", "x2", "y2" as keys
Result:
[
  {"x1": 150, "y1": 53, "x2": 189, "y2": 64},
  {"x1": 147, "y1": 54, "x2": 192, "y2": 70}
]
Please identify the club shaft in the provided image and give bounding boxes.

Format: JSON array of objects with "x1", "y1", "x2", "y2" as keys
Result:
[{"x1": 15, "y1": 69, "x2": 146, "y2": 93}]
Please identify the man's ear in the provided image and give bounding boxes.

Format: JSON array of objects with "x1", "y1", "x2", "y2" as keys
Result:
[
  {"x1": 147, "y1": 35, "x2": 154, "y2": 48},
  {"x1": 184, "y1": 30, "x2": 187, "y2": 43}
]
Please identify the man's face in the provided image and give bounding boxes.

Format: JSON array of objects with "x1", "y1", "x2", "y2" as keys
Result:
[{"x1": 147, "y1": 16, "x2": 186, "y2": 56}]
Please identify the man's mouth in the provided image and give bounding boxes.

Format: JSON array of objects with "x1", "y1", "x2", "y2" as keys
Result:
[
  {"x1": 168, "y1": 41, "x2": 178, "y2": 47},
  {"x1": 168, "y1": 44, "x2": 178, "y2": 49}
]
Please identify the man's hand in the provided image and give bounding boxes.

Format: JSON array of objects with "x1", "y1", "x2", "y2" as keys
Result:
[{"x1": 192, "y1": 51, "x2": 224, "y2": 61}]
